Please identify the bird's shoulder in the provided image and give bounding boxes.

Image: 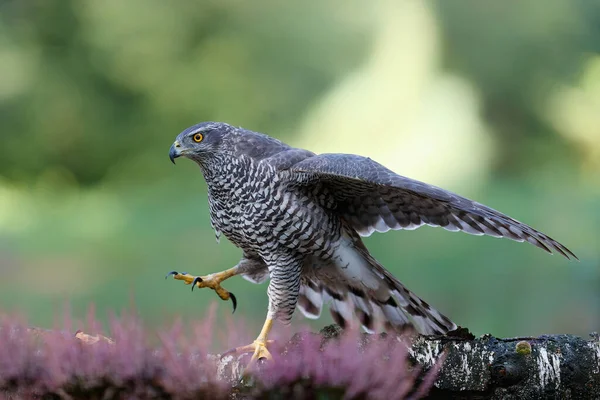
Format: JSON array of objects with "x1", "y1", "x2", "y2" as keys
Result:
[
  {"x1": 227, "y1": 128, "x2": 316, "y2": 169},
  {"x1": 284, "y1": 152, "x2": 456, "y2": 202},
  {"x1": 226, "y1": 130, "x2": 444, "y2": 200}
]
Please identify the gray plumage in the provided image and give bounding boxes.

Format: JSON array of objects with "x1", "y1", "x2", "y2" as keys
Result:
[{"x1": 169, "y1": 121, "x2": 576, "y2": 335}]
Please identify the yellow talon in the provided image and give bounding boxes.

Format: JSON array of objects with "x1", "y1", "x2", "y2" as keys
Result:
[
  {"x1": 222, "y1": 316, "x2": 275, "y2": 368},
  {"x1": 166, "y1": 268, "x2": 238, "y2": 312},
  {"x1": 227, "y1": 339, "x2": 274, "y2": 363}
]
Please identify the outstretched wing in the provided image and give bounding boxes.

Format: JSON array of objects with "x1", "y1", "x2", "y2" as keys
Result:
[{"x1": 286, "y1": 153, "x2": 577, "y2": 260}]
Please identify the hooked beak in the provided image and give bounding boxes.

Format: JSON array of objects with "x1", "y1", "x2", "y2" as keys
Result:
[{"x1": 169, "y1": 141, "x2": 182, "y2": 164}]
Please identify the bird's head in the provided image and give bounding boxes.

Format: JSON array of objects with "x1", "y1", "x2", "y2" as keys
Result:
[{"x1": 169, "y1": 121, "x2": 234, "y2": 165}]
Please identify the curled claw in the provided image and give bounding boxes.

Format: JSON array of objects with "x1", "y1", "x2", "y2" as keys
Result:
[
  {"x1": 165, "y1": 270, "x2": 179, "y2": 279},
  {"x1": 220, "y1": 346, "x2": 238, "y2": 360},
  {"x1": 230, "y1": 292, "x2": 237, "y2": 314},
  {"x1": 191, "y1": 276, "x2": 203, "y2": 291}
]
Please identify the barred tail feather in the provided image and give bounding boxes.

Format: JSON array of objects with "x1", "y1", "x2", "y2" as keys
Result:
[
  {"x1": 297, "y1": 235, "x2": 458, "y2": 335},
  {"x1": 327, "y1": 296, "x2": 355, "y2": 330},
  {"x1": 297, "y1": 280, "x2": 324, "y2": 319},
  {"x1": 298, "y1": 280, "x2": 378, "y2": 333},
  {"x1": 362, "y1": 249, "x2": 457, "y2": 335},
  {"x1": 297, "y1": 273, "x2": 456, "y2": 335}
]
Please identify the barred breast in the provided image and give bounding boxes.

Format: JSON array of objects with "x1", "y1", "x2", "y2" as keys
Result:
[{"x1": 205, "y1": 155, "x2": 341, "y2": 261}]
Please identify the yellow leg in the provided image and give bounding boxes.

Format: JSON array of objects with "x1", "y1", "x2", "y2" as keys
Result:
[
  {"x1": 223, "y1": 316, "x2": 274, "y2": 364},
  {"x1": 166, "y1": 267, "x2": 239, "y2": 312}
]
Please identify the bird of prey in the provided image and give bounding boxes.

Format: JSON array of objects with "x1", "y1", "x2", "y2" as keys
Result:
[{"x1": 166, "y1": 121, "x2": 576, "y2": 363}]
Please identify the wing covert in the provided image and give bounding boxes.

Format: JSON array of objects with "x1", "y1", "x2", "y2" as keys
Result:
[{"x1": 286, "y1": 153, "x2": 577, "y2": 260}]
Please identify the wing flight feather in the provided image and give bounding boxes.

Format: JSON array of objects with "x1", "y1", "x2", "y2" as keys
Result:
[{"x1": 286, "y1": 153, "x2": 577, "y2": 260}]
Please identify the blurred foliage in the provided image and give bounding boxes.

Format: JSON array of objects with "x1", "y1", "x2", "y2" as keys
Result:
[
  {"x1": 0, "y1": 0, "x2": 598, "y2": 338},
  {"x1": 0, "y1": 317, "x2": 436, "y2": 399},
  {"x1": 0, "y1": 0, "x2": 368, "y2": 184},
  {"x1": 0, "y1": 0, "x2": 598, "y2": 184},
  {"x1": 434, "y1": 0, "x2": 599, "y2": 176}
]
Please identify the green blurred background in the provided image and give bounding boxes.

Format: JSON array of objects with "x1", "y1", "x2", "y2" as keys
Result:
[{"x1": 0, "y1": 0, "x2": 598, "y2": 338}]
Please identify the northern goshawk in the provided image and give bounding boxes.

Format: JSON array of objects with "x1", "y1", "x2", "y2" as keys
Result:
[{"x1": 166, "y1": 121, "x2": 576, "y2": 362}]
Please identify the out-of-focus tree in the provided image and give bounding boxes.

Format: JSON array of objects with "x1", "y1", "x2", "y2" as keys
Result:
[
  {"x1": 0, "y1": 0, "x2": 368, "y2": 184},
  {"x1": 0, "y1": 0, "x2": 597, "y2": 337},
  {"x1": 1, "y1": 0, "x2": 599, "y2": 185},
  {"x1": 434, "y1": 0, "x2": 599, "y2": 176}
]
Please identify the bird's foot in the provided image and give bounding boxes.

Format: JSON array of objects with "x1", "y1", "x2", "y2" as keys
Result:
[
  {"x1": 224, "y1": 317, "x2": 275, "y2": 383},
  {"x1": 165, "y1": 270, "x2": 237, "y2": 313},
  {"x1": 222, "y1": 339, "x2": 274, "y2": 364},
  {"x1": 227, "y1": 339, "x2": 275, "y2": 384}
]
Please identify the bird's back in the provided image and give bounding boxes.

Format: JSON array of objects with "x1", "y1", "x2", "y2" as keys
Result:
[{"x1": 224, "y1": 127, "x2": 316, "y2": 170}]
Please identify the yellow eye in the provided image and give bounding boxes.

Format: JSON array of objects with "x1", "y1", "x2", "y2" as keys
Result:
[{"x1": 193, "y1": 133, "x2": 204, "y2": 143}]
